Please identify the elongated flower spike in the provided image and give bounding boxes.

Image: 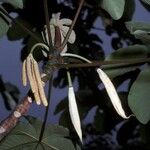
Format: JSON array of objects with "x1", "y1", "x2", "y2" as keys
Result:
[
  {"x1": 21, "y1": 43, "x2": 49, "y2": 106},
  {"x1": 22, "y1": 59, "x2": 27, "y2": 86},
  {"x1": 61, "y1": 53, "x2": 131, "y2": 119},
  {"x1": 43, "y1": 12, "x2": 76, "y2": 53},
  {"x1": 96, "y1": 68, "x2": 130, "y2": 119},
  {"x1": 67, "y1": 71, "x2": 82, "y2": 142}
]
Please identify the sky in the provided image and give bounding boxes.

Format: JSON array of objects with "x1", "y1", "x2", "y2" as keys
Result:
[{"x1": 0, "y1": 0, "x2": 150, "y2": 123}]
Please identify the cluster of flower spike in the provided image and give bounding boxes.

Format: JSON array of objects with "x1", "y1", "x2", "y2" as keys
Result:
[
  {"x1": 22, "y1": 54, "x2": 48, "y2": 106},
  {"x1": 21, "y1": 12, "x2": 131, "y2": 143}
]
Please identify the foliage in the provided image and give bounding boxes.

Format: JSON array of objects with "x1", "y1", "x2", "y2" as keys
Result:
[
  {"x1": 0, "y1": 116, "x2": 81, "y2": 150},
  {"x1": 0, "y1": 0, "x2": 150, "y2": 149}
]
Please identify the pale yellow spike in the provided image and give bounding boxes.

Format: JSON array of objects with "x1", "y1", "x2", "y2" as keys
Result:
[
  {"x1": 22, "y1": 59, "x2": 27, "y2": 86},
  {"x1": 31, "y1": 58, "x2": 41, "y2": 105},
  {"x1": 26, "y1": 54, "x2": 36, "y2": 93},
  {"x1": 32, "y1": 58, "x2": 48, "y2": 106}
]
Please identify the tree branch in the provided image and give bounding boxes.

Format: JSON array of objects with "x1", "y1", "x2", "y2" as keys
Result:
[
  {"x1": 60, "y1": 0, "x2": 85, "y2": 50},
  {"x1": 38, "y1": 75, "x2": 53, "y2": 142},
  {"x1": 50, "y1": 58, "x2": 150, "y2": 69},
  {"x1": 0, "y1": 95, "x2": 32, "y2": 141},
  {"x1": 0, "y1": 63, "x2": 57, "y2": 140},
  {"x1": 43, "y1": 0, "x2": 53, "y2": 52}
]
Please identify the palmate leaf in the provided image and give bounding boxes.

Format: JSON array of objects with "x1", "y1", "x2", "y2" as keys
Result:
[
  {"x1": 0, "y1": 116, "x2": 81, "y2": 150},
  {"x1": 128, "y1": 66, "x2": 150, "y2": 124},
  {"x1": 100, "y1": 0, "x2": 125, "y2": 20},
  {"x1": 104, "y1": 45, "x2": 149, "y2": 78},
  {"x1": 126, "y1": 21, "x2": 150, "y2": 44}
]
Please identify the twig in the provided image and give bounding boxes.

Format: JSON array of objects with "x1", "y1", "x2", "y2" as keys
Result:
[
  {"x1": 43, "y1": 0, "x2": 53, "y2": 52},
  {"x1": 60, "y1": 0, "x2": 85, "y2": 50},
  {"x1": 45, "y1": 58, "x2": 150, "y2": 69},
  {"x1": 38, "y1": 75, "x2": 53, "y2": 143},
  {"x1": 37, "y1": 0, "x2": 54, "y2": 144},
  {"x1": 0, "y1": 95, "x2": 32, "y2": 141}
]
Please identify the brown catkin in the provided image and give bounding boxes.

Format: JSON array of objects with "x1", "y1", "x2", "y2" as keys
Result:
[
  {"x1": 31, "y1": 58, "x2": 41, "y2": 105},
  {"x1": 22, "y1": 59, "x2": 27, "y2": 86},
  {"x1": 33, "y1": 58, "x2": 48, "y2": 106},
  {"x1": 26, "y1": 54, "x2": 36, "y2": 93}
]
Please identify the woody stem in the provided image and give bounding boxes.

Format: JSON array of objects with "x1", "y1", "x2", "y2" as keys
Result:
[
  {"x1": 60, "y1": 0, "x2": 85, "y2": 50},
  {"x1": 43, "y1": 0, "x2": 54, "y2": 53}
]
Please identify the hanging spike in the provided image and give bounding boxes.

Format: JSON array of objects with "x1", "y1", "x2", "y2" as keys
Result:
[
  {"x1": 32, "y1": 58, "x2": 48, "y2": 106},
  {"x1": 22, "y1": 59, "x2": 27, "y2": 86}
]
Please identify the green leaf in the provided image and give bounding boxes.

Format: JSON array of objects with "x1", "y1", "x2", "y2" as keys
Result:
[
  {"x1": 126, "y1": 21, "x2": 150, "y2": 44},
  {"x1": 7, "y1": 17, "x2": 32, "y2": 41},
  {"x1": 43, "y1": 135, "x2": 81, "y2": 150},
  {"x1": 0, "y1": 0, "x2": 24, "y2": 9},
  {"x1": 141, "y1": 0, "x2": 150, "y2": 6},
  {"x1": 0, "y1": 16, "x2": 9, "y2": 38},
  {"x1": 126, "y1": 21, "x2": 150, "y2": 33},
  {"x1": 128, "y1": 66, "x2": 150, "y2": 124},
  {"x1": 104, "y1": 45, "x2": 148, "y2": 78},
  {"x1": 122, "y1": 0, "x2": 135, "y2": 21},
  {"x1": 100, "y1": 0, "x2": 125, "y2": 20},
  {"x1": 0, "y1": 116, "x2": 81, "y2": 150},
  {"x1": 106, "y1": 45, "x2": 148, "y2": 60},
  {"x1": 132, "y1": 30, "x2": 150, "y2": 44}
]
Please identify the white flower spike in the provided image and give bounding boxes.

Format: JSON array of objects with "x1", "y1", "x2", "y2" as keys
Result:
[
  {"x1": 67, "y1": 71, "x2": 82, "y2": 142},
  {"x1": 68, "y1": 86, "x2": 82, "y2": 142},
  {"x1": 61, "y1": 53, "x2": 131, "y2": 119},
  {"x1": 44, "y1": 12, "x2": 76, "y2": 53},
  {"x1": 96, "y1": 68, "x2": 130, "y2": 119}
]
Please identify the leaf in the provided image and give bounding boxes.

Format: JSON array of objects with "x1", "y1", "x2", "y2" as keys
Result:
[
  {"x1": 122, "y1": 0, "x2": 135, "y2": 21},
  {"x1": 141, "y1": 0, "x2": 150, "y2": 6},
  {"x1": 68, "y1": 86, "x2": 82, "y2": 142},
  {"x1": 128, "y1": 66, "x2": 150, "y2": 124},
  {"x1": 106, "y1": 45, "x2": 148, "y2": 60},
  {"x1": 7, "y1": 17, "x2": 32, "y2": 41},
  {"x1": 126, "y1": 21, "x2": 150, "y2": 44},
  {"x1": 126, "y1": 21, "x2": 150, "y2": 33},
  {"x1": 132, "y1": 30, "x2": 150, "y2": 44},
  {"x1": 100, "y1": 0, "x2": 125, "y2": 20},
  {"x1": 0, "y1": 116, "x2": 81, "y2": 150},
  {"x1": 104, "y1": 45, "x2": 148, "y2": 78},
  {"x1": 0, "y1": 0, "x2": 24, "y2": 9},
  {"x1": 0, "y1": 16, "x2": 9, "y2": 38}
]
